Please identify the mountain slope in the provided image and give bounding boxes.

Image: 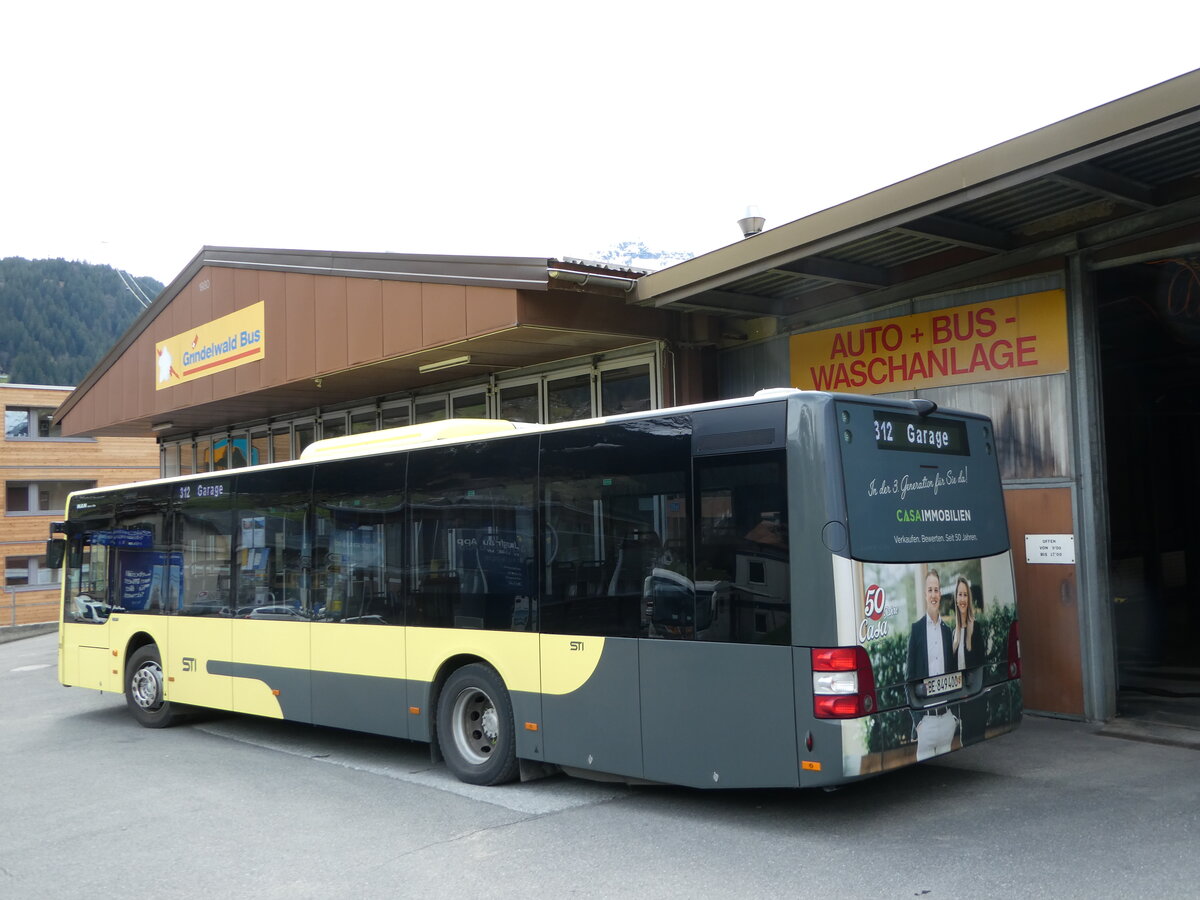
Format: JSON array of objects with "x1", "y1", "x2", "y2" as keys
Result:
[{"x1": 0, "y1": 257, "x2": 162, "y2": 386}]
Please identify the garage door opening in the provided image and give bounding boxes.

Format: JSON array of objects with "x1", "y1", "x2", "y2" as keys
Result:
[{"x1": 1097, "y1": 256, "x2": 1200, "y2": 730}]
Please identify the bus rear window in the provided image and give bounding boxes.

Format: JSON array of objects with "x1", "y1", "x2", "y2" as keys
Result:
[{"x1": 837, "y1": 400, "x2": 1009, "y2": 563}]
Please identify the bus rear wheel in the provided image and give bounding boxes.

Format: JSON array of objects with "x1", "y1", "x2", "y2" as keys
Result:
[
  {"x1": 437, "y1": 664, "x2": 518, "y2": 785},
  {"x1": 125, "y1": 644, "x2": 180, "y2": 728}
]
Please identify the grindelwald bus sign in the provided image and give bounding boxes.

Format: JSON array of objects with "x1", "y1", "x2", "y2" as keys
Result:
[{"x1": 154, "y1": 302, "x2": 266, "y2": 390}]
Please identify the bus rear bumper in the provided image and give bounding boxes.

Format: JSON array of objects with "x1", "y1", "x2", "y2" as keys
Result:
[{"x1": 829, "y1": 678, "x2": 1023, "y2": 785}]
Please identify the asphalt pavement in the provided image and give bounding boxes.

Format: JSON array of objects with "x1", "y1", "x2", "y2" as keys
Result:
[{"x1": 3, "y1": 631, "x2": 1197, "y2": 899}]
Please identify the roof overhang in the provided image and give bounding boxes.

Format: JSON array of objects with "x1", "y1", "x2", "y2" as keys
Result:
[
  {"x1": 634, "y1": 68, "x2": 1200, "y2": 325},
  {"x1": 55, "y1": 249, "x2": 659, "y2": 437}
]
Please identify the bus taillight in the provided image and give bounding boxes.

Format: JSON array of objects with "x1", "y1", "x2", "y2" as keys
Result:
[
  {"x1": 1007, "y1": 620, "x2": 1022, "y2": 679},
  {"x1": 811, "y1": 646, "x2": 877, "y2": 719}
]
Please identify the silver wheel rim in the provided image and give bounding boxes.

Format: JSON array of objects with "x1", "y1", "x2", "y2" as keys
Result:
[
  {"x1": 450, "y1": 685, "x2": 499, "y2": 766},
  {"x1": 130, "y1": 660, "x2": 164, "y2": 711}
]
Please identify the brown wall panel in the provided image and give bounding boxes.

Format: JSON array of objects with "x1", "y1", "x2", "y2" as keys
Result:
[
  {"x1": 421, "y1": 284, "x2": 467, "y2": 346},
  {"x1": 121, "y1": 350, "x2": 137, "y2": 424},
  {"x1": 208, "y1": 267, "x2": 237, "y2": 401},
  {"x1": 131, "y1": 350, "x2": 146, "y2": 422},
  {"x1": 136, "y1": 330, "x2": 154, "y2": 422},
  {"x1": 1004, "y1": 487, "x2": 1084, "y2": 716},
  {"x1": 69, "y1": 386, "x2": 92, "y2": 434},
  {"x1": 188, "y1": 271, "x2": 214, "y2": 406},
  {"x1": 465, "y1": 287, "x2": 518, "y2": 336},
  {"x1": 259, "y1": 271, "x2": 287, "y2": 388},
  {"x1": 314, "y1": 276, "x2": 349, "y2": 374},
  {"x1": 382, "y1": 281, "x2": 422, "y2": 356},
  {"x1": 518, "y1": 290, "x2": 672, "y2": 339},
  {"x1": 150, "y1": 311, "x2": 176, "y2": 416},
  {"x1": 103, "y1": 352, "x2": 122, "y2": 424},
  {"x1": 285, "y1": 273, "x2": 316, "y2": 382},
  {"x1": 103, "y1": 372, "x2": 117, "y2": 430},
  {"x1": 234, "y1": 268, "x2": 263, "y2": 395},
  {"x1": 347, "y1": 278, "x2": 383, "y2": 366},
  {"x1": 210, "y1": 266, "x2": 234, "y2": 318},
  {"x1": 162, "y1": 273, "x2": 194, "y2": 412},
  {"x1": 66, "y1": 383, "x2": 91, "y2": 434}
]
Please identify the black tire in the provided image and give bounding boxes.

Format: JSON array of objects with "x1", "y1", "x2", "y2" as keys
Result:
[
  {"x1": 436, "y1": 663, "x2": 519, "y2": 785},
  {"x1": 125, "y1": 644, "x2": 180, "y2": 728}
]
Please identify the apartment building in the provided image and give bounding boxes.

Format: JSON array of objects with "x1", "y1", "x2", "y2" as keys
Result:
[{"x1": 2, "y1": 383, "x2": 158, "y2": 625}]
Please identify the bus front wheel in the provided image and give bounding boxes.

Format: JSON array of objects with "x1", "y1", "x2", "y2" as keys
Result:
[
  {"x1": 125, "y1": 644, "x2": 180, "y2": 728},
  {"x1": 436, "y1": 664, "x2": 518, "y2": 785}
]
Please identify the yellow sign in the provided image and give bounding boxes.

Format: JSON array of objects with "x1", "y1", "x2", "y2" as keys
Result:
[
  {"x1": 155, "y1": 302, "x2": 266, "y2": 390},
  {"x1": 790, "y1": 290, "x2": 1068, "y2": 394}
]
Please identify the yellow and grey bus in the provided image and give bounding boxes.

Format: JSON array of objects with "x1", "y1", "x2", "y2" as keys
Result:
[{"x1": 52, "y1": 390, "x2": 1021, "y2": 788}]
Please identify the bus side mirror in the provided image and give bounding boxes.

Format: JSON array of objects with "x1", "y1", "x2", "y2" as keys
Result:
[{"x1": 46, "y1": 538, "x2": 66, "y2": 570}]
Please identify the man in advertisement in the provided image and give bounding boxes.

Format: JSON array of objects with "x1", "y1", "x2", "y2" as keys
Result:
[{"x1": 907, "y1": 568, "x2": 958, "y2": 760}]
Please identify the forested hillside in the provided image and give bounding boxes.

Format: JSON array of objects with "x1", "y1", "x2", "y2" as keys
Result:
[{"x1": 0, "y1": 257, "x2": 163, "y2": 386}]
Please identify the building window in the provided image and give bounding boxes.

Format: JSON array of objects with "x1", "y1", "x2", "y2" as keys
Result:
[
  {"x1": 5, "y1": 480, "x2": 95, "y2": 514},
  {"x1": 322, "y1": 413, "x2": 348, "y2": 440},
  {"x1": 350, "y1": 409, "x2": 378, "y2": 435},
  {"x1": 497, "y1": 381, "x2": 540, "y2": 423},
  {"x1": 294, "y1": 422, "x2": 316, "y2": 457},
  {"x1": 415, "y1": 397, "x2": 447, "y2": 424},
  {"x1": 546, "y1": 371, "x2": 593, "y2": 423},
  {"x1": 192, "y1": 436, "x2": 207, "y2": 472},
  {"x1": 599, "y1": 362, "x2": 653, "y2": 416},
  {"x1": 451, "y1": 389, "x2": 487, "y2": 419},
  {"x1": 271, "y1": 427, "x2": 292, "y2": 464},
  {"x1": 5, "y1": 555, "x2": 60, "y2": 587},
  {"x1": 4, "y1": 407, "x2": 61, "y2": 439},
  {"x1": 180, "y1": 441, "x2": 195, "y2": 476},
  {"x1": 381, "y1": 402, "x2": 411, "y2": 430}
]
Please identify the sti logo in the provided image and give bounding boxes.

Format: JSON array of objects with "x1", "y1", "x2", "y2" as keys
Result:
[{"x1": 182, "y1": 657, "x2": 197, "y2": 672}]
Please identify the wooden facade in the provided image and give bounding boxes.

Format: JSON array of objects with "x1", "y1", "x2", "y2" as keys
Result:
[
  {"x1": 2, "y1": 384, "x2": 158, "y2": 625},
  {"x1": 56, "y1": 251, "x2": 681, "y2": 439}
]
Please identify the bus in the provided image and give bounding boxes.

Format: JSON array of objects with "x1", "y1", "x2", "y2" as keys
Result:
[{"x1": 51, "y1": 389, "x2": 1021, "y2": 789}]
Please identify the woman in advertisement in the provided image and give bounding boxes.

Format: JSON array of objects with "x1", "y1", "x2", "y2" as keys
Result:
[
  {"x1": 952, "y1": 576, "x2": 985, "y2": 671},
  {"x1": 953, "y1": 575, "x2": 987, "y2": 744}
]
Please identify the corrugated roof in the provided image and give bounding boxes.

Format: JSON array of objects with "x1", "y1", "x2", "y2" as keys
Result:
[{"x1": 634, "y1": 68, "x2": 1200, "y2": 323}]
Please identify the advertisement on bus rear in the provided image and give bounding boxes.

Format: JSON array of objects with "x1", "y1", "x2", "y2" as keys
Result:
[
  {"x1": 836, "y1": 402, "x2": 1010, "y2": 563},
  {"x1": 839, "y1": 553, "x2": 1020, "y2": 777}
]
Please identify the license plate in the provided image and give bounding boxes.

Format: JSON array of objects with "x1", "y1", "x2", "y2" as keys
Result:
[{"x1": 924, "y1": 672, "x2": 962, "y2": 697}]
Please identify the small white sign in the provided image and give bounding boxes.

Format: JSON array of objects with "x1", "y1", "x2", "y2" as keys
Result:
[{"x1": 1025, "y1": 533, "x2": 1075, "y2": 565}]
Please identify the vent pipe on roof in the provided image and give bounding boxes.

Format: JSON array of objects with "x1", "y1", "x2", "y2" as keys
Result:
[{"x1": 738, "y1": 205, "x2": 765, "y2": 238}]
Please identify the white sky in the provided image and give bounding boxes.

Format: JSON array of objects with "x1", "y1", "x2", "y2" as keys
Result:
[{"x1": 3, "y1": 1, "x2": 1198, "y2": 285}]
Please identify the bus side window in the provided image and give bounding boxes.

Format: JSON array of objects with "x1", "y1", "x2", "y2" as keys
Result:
[
  {"x1": 176, "y1": 480, "x2": 235, "y2": 617},
  {"x1": 694, "y1": 451, "x2": 790, "y2": 645},
  {"x1": 237, "y1": 466, "x2": 316, "y2": 621},
  {"x1": 311, "y1": 455, "x2": 403, "y2": 625},
  {"x1": 408, "y1": 437, "x2": 537, "y2": 632},
  {"x1": 541, "y1": 418, "x2": 692, "y2": 639},
  {"x1": 110, "y1": 484, "x2": 174, "y2": 616}
]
